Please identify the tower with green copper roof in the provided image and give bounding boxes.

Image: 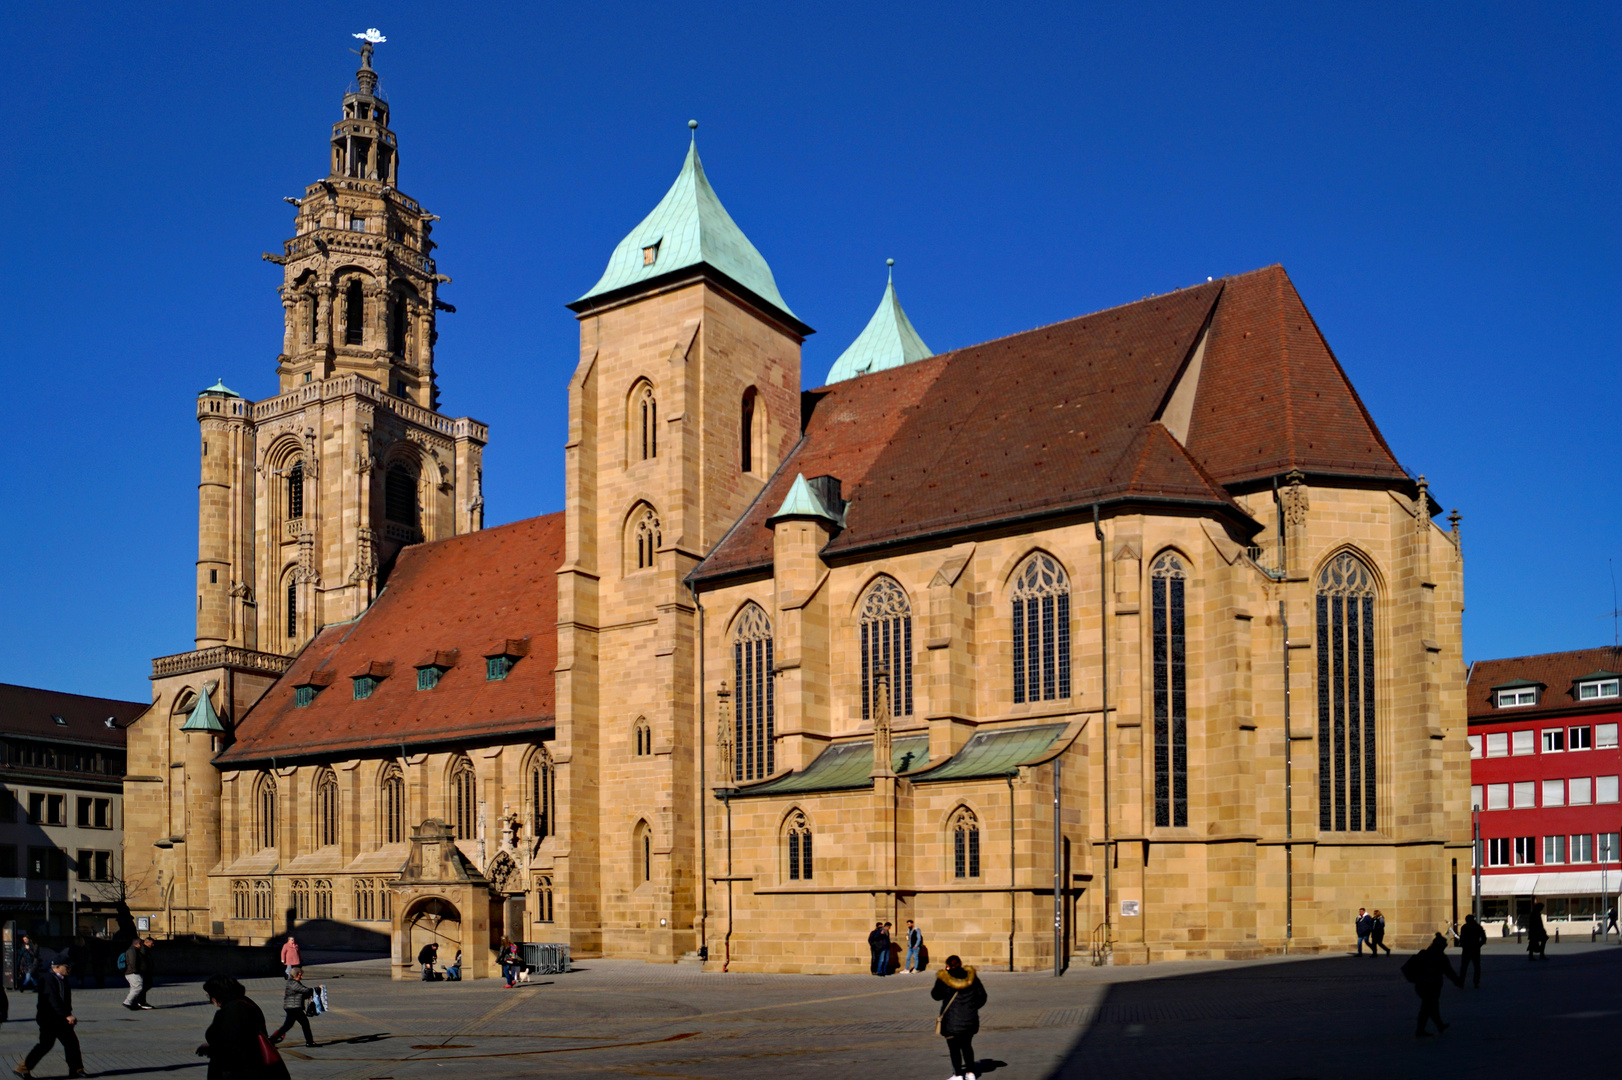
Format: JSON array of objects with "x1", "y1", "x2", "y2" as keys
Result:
[{"x1": 824, "y1": 259, "x2": 933, "y2": 384}]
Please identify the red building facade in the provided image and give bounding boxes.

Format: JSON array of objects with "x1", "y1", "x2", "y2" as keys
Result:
[{"x1": 1467, "y1": 647, "x2": 1622, "y2": 929}]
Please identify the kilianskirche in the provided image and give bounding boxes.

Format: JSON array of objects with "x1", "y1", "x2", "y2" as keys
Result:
[{"x1": 124, "y1": 42, "x2": 1471, "y2": 976}]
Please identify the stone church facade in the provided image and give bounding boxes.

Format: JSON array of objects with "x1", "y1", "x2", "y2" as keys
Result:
[{"x1": 123, "y1": 44, "x2": 1471, "y2": 974}]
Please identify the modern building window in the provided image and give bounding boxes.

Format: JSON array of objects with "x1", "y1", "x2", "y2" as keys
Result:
[
  {"x1": 27, "y1": 848, "x2": 67, "y2": 881},
  {"x1": 287, "y1": 461, "x2": 304, "y2": 519},
  {"x1": 1569, "y1": 776, "x2": 1593, "y2": 805},
  {"x1": 74, "y1": 850, "x2": 112, "y2": 882},
  {"x1": 1514, "y1": 836, "x2": 1536, "y2": 865},
  {"x1": 534, "y1": 875, "x2": 554, "y2": 922},
  {"x1": 1485, "y1": 783, "x2": 1509, "y2": 810},
  {"x1": 633, "y1": 718, "x2": 651, "y2": 757},
  {"x1": 315, "y1": 769, "x2": 339, "y2": 847},
  {"x1": 287, "y1": 581, "x2": 298, "y2": 639},
  {"x1": 344, "y1": 279, "x2": 364, "y2": 345},
  {"x1": 450, "y1": 758, "x2": 476, "y2": 841},
  {"x1": 1543, "y1": 835, "x2": 1567, "y2": 864},
  {"x1": 1600, "y1": 833, "x2": 1622, "y2": 862},
  {"x1": 380, "y1": 766, "x2": 405, "y2": 844},
  {"x1": 1316, "y1": 553, "x2": 1378, "y2": 831},
  {"x1": 76, "y1": 797, "x2": 112, "y2": 829},
  {"x1": 1149, "y1": 552, "x2": 1187, "y2": 826},
  {"x1": 28, "y1": 793, "x2": 64, "y2": 826},
  {"x1": 1012, "y1": 553, "x2": 1072, "y2": 705},
  {"x1": 1599, "y1": 724, "x2": 1620, "y2": 750},
  {"x1": 0, "y1": 846, "x2": 16, "y2": 877},
  {"x1": 385, "y1": 465, "x2": 417, "y2": 526},
  {"x1": 1570, "y1": 726, "x2": 1593, "y2": 750},
  {"x1": 1543, "y1": 778, "x2": 1565, "y2": 807},
  {"x1": 1511, "y1": 730, "x2": 1534, "y2": 756},
  {"x1": 859, "y1": 576, "x2": 913, "y2": 721},
  {"x1": 631, "y1": 505, "x2": 661, "y2": 571},
  {"x1": 1578, "y1": 678, "x2": 1620, "y2": 700},
  {"x1": 1570, "y1": 834, "x2": 1595, "y2": 863},
  {"x1": 733, "y1": 603, "x2": 775, "y2": 782},
  {"x1": 1497, "y1": 687, "x2": 1538, "y2": 707},
  {"x1": 1486, "y1": 838, "x2": 1510, "y2": 867},
  {"x1": 1512, "y1": 781, "x2": 1536, "y2": 809},
  {"x1": 1598, "y1": 775, "x2": 1620, "y2": 804},
  {"x1": 1485, "y1": 732, "x2": 1508, "y2": 757},
  {"x1": 785, "y1": 809, "x2": 813, "y2": 881},
  {"x1": 0, "y1": 789, "x2": 14, "y2": 823},
  {"x1": 257, "y1": 775, "x2": 277, "y2": 850},
  {"x1": 1542, "y1": 729, "x2": 1565, "y2": 753},
  {"x1": 529, "y1": 749, "x2": 555, "y2": 842},
  {"x1": 951, "y1": 806, "x2": 981, "y2": 879},
  {"x1": 1467, "y1": 735, "x2": 1482, "y2": 758},
  {"x1": 1470, "y1": 784, "x2": 1482, "y2": 810}
]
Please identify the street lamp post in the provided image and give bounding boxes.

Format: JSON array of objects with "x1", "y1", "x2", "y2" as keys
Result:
[{"x1": 1473, "y1": 806, "x2": 1481, "y2": 926}]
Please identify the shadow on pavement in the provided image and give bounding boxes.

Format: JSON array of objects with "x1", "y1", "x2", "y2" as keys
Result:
[{"x1": 1048, "y1": 947, "x2": 1621, "y2": 1080}]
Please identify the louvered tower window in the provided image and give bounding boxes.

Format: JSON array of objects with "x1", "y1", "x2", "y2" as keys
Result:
[
  {"x1": 286, "y1": 461, "x2": 304, "y2": 520},
  {"x1": 344, "y1": 279, "x2": 364, "y2": 345},
  {"x1": 385, "y1": 465, "x2": 417, "y2": 525}
]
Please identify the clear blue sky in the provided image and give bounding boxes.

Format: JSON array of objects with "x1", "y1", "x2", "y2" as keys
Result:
[{"x1": 1, "y1": 2, "x2": 1617, "y2": 701}]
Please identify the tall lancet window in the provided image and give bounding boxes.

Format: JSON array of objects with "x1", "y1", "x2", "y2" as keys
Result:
[
  {"x1": 1011, "y1": 553, "x2": 1070, "y2": 703},
  {"x1": 733, "y1": 604, "x2": 774, "y2": 781},
  {"x1": 860, "y1": 577, "x2": 913, "y2": 720},
  {"x1": 286, "y1": 461, "x2": 304, "y2": 520},
  {"x1": 344, "y1": 279, "x2": 364, "y2": 346},
  {"x1": 1151, "y1": 552, "x2": 1188, "y2": 828},
  {"x1": 1317, "y1": 553, "x2": 1378, "y2": 831}
]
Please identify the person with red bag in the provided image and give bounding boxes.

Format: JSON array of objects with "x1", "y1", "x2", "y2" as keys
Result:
[{"x1": 197, "y1": 975, "x2": 287, "y2": 1080}]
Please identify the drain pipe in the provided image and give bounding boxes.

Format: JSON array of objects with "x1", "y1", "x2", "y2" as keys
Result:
[
  {"x1": 1008, "y1": 774, "x2": 1017, "y2": 972},
  {"x1": 690, "y1": 582, "x2": 708, "y2": 961},
  {"x1": 1094, "y1": 504, "x2": 1110, "y2": 949},
  {"x1": 1275, "y1": 478, "x2": 1293, "y2": 951},
  {"x1": 1053, "y1": 753, "x2": 1063, "y2": 976},
  {"x1": 723, "y1": 790, "x2": 734, "y2": 971}
]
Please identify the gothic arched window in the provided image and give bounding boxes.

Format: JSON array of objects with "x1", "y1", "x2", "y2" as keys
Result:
[
  {"x1": 630, "y1": 505, "x2": 661, "y2": 571},
  {"x1": 633, "y1": 718, "x2": 652, "y2": 757},
  {"x1": 256, "y1": 774, "x2": 277, "y2": 851},
  {"x1": 385, "y1": 465, "x2": 417, "y2": 526},
  {"x1": 733, "y1": 604, "x2": 775, "y2": 781},
  {"x1": 529, "y1": 748, "x2": 555, "y2": 842},
  {"x1": 633, "y1": 820, "x2": 652, "y2": 885},
  {"x1": 286, "y1": 580, "x2": 298, "y2": 640},
  {"x1": 1011, "y1": 553, "x2": 1070, "y2": 703},
  {"x1": 785, "y1": 809, "x2": 813, "y2": 881},
  {"x1": 951, "y1": 806, "x2": 981, "y2": 879},
  {"x1": 1317, "y1": 552, "x2": 1379, "y2": 831},
  {"x1": 344, "y1": 279, "x2": 365, "y2": 345},
  {"x1": 286, "y1": 461, "x2": 304, "y2": 520},
  {"x1": 313, "y1": 878, "x2": 333, "y2": 919},
  {"x1": 314, "y1": 769, "x2": 339, "y2": 848},
  {"x1": 740, "y1": 387, "x2": 757, "y2": 473},
  {"x1": 450, "y1": 757, "x2": 476, "y2": 841},
  {"x1": 1151, "y1": 552, "x2": 1188, "y2": 828},
  {"x1": 380, "y1": 764, "x2": 405, "y2": 844},
  {"x1": 860, "y1": 577, "x2": 913, "y2": 720},
  {"x1": 533, "y1": 875, "x2": 554, "y2": 922},
  {"x1": 632, "y1": 382, "x2": 658, "y2": 461}
]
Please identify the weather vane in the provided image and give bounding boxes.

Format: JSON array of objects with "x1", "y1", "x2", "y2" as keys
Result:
[{"x1": 351, "y1": 28, "x2": 386, "y2": 69}]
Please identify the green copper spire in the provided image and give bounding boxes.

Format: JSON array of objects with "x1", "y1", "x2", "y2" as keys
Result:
[
  {"x1": 198, "y1": 378, "x2": 241, "y2": 398},
  {"x1": 767, "y1": 473, "x2": 844, "y2": 528},
  {"x1": 180, "y1": 689, "x2": 225, "y2": 733},
  {"x1": 573, "y1": 122, "x2": 800, "y2": 327},
  {"x1": 824, "y1": 259, "x2": 932, "y2": 384}
]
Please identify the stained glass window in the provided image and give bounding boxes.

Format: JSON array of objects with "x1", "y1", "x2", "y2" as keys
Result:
[
  {"x1": 1151, "y1": 552, "x2": 1188, "y2": 828},
  {"x1": 733, "y1": 604, "x2": 775, "y2": 781},
  {"x1": 1011, "y1": 553, "x2": 1071, "y2": 703},
  {"x1": 786, "y1": 809, "x2": 812, "y2": 881},
  {"x1": 951, "y1": 806, "x2": 981, "y2": 878},
  {"x1": 1317, "y1": 552, "x2": 1378, "y2": 831},
  {"x1": 860, "y1": 577, "x2": 913, "y2": 720}
]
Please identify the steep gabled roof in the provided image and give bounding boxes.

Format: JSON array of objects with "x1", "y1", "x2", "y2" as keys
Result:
[
  {"x1": 1467, "y1": 647, "x2": 1622, "y2": 721},
  {"x1": 693, "y1": 265, "x2": 1411, "y2": 583},
  {"x1": 825, "y1": 266, "x2": 933, "y2": 383},
  {"x1": 217, "y1": 514, "x2": 564, "y2": 765}
]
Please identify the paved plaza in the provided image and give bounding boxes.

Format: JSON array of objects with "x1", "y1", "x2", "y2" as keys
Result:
[{"x1": 0, "y1": 940, "x2": 1614, "y2": 1080}]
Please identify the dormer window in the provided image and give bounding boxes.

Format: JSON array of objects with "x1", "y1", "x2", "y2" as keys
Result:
[
  {"x1": 484, "y1": 638, "x2": 530, "y2": 682},
  {"x1": 642, "y1": 240, "x2": 660, "y2": 266},
  {"x1": 1578, "y1": 678, "x2": 1620, "y2": 701},
  {"x1": 417, "y1": 666, "x2": 444, "y2": 691},
  {"x1": 414, "y1": 650, "x2": 458, "y2": 691},
  {"x1": 1495, "y1": 683, "x2": 1539, "y2": 708},
  {"x1": 353, "y1": 676, "x2": 379, "y2": 700},
  {"x1": 293, "y1": 669, "x2": 334, "y2": 707},
  {"x1": 349, "y1": 661, "x2": 394, "y2": 700}
]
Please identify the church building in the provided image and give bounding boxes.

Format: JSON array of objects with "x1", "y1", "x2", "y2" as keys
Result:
[{"x1": 123, "y1": 44, "x2": 1472, "y2": 974}]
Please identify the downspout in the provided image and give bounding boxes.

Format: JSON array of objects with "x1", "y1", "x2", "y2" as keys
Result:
[
  {"x1": 1008, "y1": 774, "x2": 1016, "y2": 972},
  {"x1": 723, "y1": 790, "x2": 734, "y2": 972},
  {"x1": 1094, "y1": 504, "x2": 1110, "y2": 949},
  {"x1": 1276, "y1": 476, "x2": 1293, "y2": 949},
  {"x1": 1053, "y1": 752, "x2": 1063, "y2": 976},
  {"x1": 690, "y1": 582, "x2": 708, "y2": 961}
]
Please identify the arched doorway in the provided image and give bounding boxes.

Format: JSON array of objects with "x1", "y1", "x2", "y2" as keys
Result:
[{"x1": 402, "y1": 896, "x2": 462, "y2": 966}]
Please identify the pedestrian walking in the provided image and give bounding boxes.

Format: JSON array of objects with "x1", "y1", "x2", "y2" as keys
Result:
[
  {"x1": 1354, "y1": 908, "x2": 1374, "y2": 955},
  {"x1": 931, "y1": 954, "x2": 987, "y2": 1080},
  {"x1": 1401, "y1": 933, "x2": 1463, "y2": 1037},
  {"x1": 1526, "y1": 902, "x2": 1549, "y2": 960},
  {"x1": 123, "y1": 939, "x2": 155, "y2": 1010},
  {"x1": 904, "y1": 920, "x2": 923, "y2": 973},
  {"x1": 14, "y1": 957, "x2": 84, "y2": 1078},
  {"x1": 867, "y1": 923, "x2": 885, "y2": 975},
  {"x1": 279, "y1": 936, "x2": 301, "y2": 978},
  {"x1": 498, "y1": 937, "x2": 520, "y2": 988},
  {"x1": 268, "y1": 967, "x2": 316, "y2": 1048},
  {"x1": 417, "y1": 942, "x2": 438, "y2": 981},
  {"x1": 1370, "y1": 910, "x2": 1392, "y2": 955},
  {"x1": 196, "y1": 974, "x2": 281, "y2": 1080},
  {"x1": 1458, "y1": 913, "x2": 1487, "y2": 987},
  {"x1": 1607, "y1": 905, "x2": 1618, "y2": 935},
  {"x1": 14, "y1": 934, "x2": 41, "y2": 992}
]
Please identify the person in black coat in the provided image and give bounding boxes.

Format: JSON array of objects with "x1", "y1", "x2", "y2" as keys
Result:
[
  {"x1": 16, "y1": 958, "x2": 84, "y2": 1078},
  {"x1": 197, "y1": 974, "x2": 275, "y2": 1080},
  {"x1": 1526, "y1": 902, "x2": 1549, "y2": 960},
  {"x1": 931, "y1": 955, "x2": 988, "y2": 1080},
  {"x1": 1458, "y1": 913, "x2": 1488, "y2": 987},
  {"x1": 866, "y1": 923, "x2": 885, "y2": 976},
  {"x1": 417, "y1": 942, "x2": 438, "y2": 981},
  {"x1": 1404, "y1": 933, "x2": 1463, "y2": 1037}
]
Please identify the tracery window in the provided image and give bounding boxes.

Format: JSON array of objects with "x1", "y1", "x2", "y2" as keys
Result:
[
  {"x1": 631, "y1": 505, "x2": 661, "y2": 571},
  {"x1": 380, "y1": 764, "x2": 405, "y2": 844},
  {"x1": 314, "y1": 769, "x2": 339, "y2": 848},
  {"x1": 313, "y1": 878, "x2": 333, "y2": 919},
  {"x1": 951, "y1": 806, "x2": 981, "y2": 879},
  {"x1": 860, "y1": 577, "x2": 913, "y2": 720},
  {"x1": 732, "y1": 604, "x2": 775, "y2": 781},
  {"x1": 529, "y1": 749, "x2": 555, "y2": 842},
  {"x1": 231, "y1": 879, "x2": 249, "y2": 919},
  {"x1": 286, "y1": 461, "x2": 304, "y2": 520},
  {"x1": 251, "y1": 878, "x2": 272, "y2": 920},
  {"x1": 354, "y1": 878, "x2": 375, "y2": 921},
  {"x1": 1317, "y1": 552, "x2": 1378, "y2": 831},
  {"x1": 256, "y1": 774, "x2": 277, "y2": 851},
  {"x1": 633, "y1": 718, "x2": 652, "y2": 757},
  {"x1": 291, "y1": 878, "x2": 310, "y2": 920},
  {"x1": 450, "y1": 757, "x2": 476, "y2": 841},
  {"x1": 633, "y1": 382, "x2": 658, "y2": 461},
  {"x1": 534, "y1": 875, "x2": 554, "y2": 922},
  {"x1": 385, "y1": 465, "x2": 417, "y2": 526},
  {"x1": 1011, "y1": 553, "x2": 1070, "y2": 703},
  {"x1": 1151, "y1": 552, "x2": 1188, "y2": 828},
  {"x1": 785, "y1": 809, "x2": 813, "y2": 881}
]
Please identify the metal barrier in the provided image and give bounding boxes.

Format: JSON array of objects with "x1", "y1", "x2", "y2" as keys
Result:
[{"x1": 521, "y1": 942, "x2": 571, "y2": 974}]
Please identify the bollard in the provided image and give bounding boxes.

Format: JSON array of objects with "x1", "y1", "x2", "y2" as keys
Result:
[
  {"x1": 1517, "y1": 928, "x2": 1523, "y2": 944},
  {"x1": 1555, "y1": 928, "x2": 1560, "y2": 944}
]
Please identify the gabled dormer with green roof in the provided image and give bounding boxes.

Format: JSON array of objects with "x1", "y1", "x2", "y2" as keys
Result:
[{"x1": 824, "y1": 260, "x2": 932, "y2": 384}]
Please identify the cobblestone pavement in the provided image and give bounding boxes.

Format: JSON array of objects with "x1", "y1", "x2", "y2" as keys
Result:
[{"x1": 0, "y1": 941, "x2": 1612, "y2": 1079}]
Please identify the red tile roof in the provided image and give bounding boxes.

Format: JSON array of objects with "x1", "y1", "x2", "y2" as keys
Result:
[
  {"x1": 0, "y1": 683, "x2": 144, "y2": 747},
  {"x1": 696, "y1": 265, "x2": 1403, "y2": 582},
  {"x1": 216, "y1": 514, "x2": 564, "y2": 764},
  {"x1": 1466, "y1": 647, "x2": 1622, "y2": 722}
]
